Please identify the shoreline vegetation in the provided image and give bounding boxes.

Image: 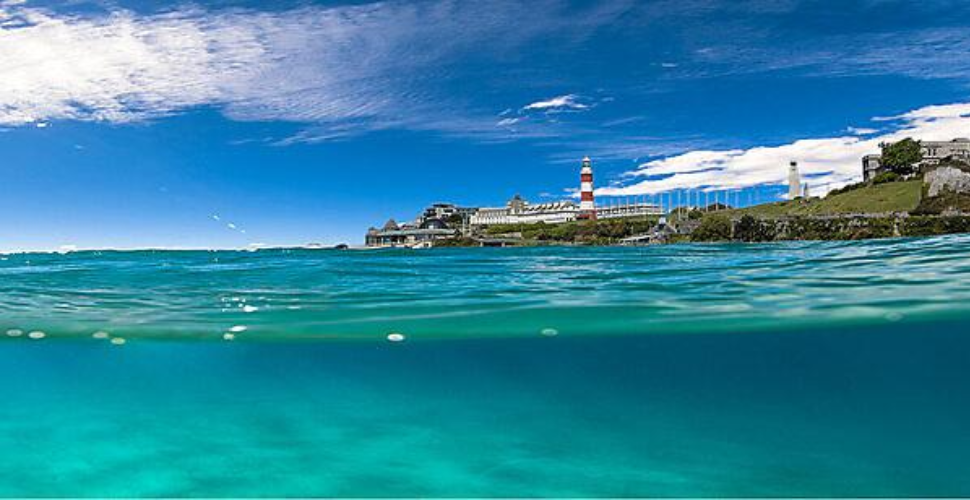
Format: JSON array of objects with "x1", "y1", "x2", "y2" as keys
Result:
[{"x1": 436, "y1": 160, "x2": 970, "y2": 247}]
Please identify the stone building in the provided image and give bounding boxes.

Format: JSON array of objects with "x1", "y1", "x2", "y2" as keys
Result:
[
  {"x1": 416, "y1": 203, "x2": 477, "y2": 226},
  {"x1": 862, "y1": 154, "x2": 884, "y2": 182},
  {"x1": 863, "y1": 138, "x2": 970, "y2": 181},
  {"x1": 365, "y1": 218, "x2": 458, "y2": 248}
]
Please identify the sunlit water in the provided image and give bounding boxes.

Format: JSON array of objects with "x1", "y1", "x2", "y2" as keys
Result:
[{"x1": 2, "y1": 236, "x2": 970, "y2": 496}]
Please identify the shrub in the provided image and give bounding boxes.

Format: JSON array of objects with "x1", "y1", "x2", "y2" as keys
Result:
[
  {"x1": 828, "y1": 182, "x2": 866, "y2": 196},
  {"x1": 483, "y1": 217, "x2": 659, "y2": 244},
  {"x1": 871, "y1": 171, "x2": 901, "y2": 185},
  {"x1": 901, "y1": 216, "x2": 970, "y2": 236},
  {"x1": 434, "y1": 237, "x2": 478, "y2": 247},
  {"x1": 691, "y1": 215, "x2": 732, "y2": 242}
]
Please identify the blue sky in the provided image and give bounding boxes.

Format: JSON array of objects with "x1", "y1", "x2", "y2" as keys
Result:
[{"x1": 2, "y1": 0, "x2": 970, "y2": 251}]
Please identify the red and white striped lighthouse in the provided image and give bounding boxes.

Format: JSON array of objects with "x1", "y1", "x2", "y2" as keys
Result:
[{"x1": 579, "y1": 156, "x2": 596, "y2": 220}]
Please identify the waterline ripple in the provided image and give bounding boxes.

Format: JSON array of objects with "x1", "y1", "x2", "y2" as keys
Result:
[{"x1": 3, "y1": 234, "x2": 970, "y2": 341}]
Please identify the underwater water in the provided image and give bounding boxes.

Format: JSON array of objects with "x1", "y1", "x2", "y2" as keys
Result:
[{"x1": 2, "y1": 235, "x2": 970, "y2": 496}]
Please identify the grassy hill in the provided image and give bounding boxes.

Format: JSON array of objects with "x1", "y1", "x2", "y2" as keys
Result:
[{"x1": 727, "y1": 180, "x2": 923, "y2": 217}]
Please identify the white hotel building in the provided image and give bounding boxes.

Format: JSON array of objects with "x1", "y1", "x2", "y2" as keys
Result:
[
  {"x1": 470, "y1": 195, "x2": 582, "y2": 225},
  {"x1": 469, "y1": 158, "x2": 661, "y2": 226}
]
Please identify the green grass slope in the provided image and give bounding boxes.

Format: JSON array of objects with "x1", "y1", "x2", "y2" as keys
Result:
[{"x1": 730, "y1": 180, "x2": 922, "y2": 217}]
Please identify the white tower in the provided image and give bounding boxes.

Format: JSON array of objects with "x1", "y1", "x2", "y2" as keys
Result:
[
  {"x1": 579, "y1": 157, "x2": 596, "y2": 219},
  {"x1": 788, "y1": 161, "x2": 802, "y2": 200}
]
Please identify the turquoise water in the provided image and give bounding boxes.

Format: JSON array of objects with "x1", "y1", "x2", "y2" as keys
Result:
[{"x1": 3, "y1": 236, "x2": 970, "y2": 496}]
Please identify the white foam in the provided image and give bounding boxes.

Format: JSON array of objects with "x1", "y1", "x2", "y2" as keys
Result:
[
  {"x1": 242, "y1": 305, "x2": 258, "y2": 313},
  {"x1": 229, "y1": 325, "x2": 248, "y2": 333},
  {"x1": 223, "y1": 332, "x2": 236, "y2": 341}
]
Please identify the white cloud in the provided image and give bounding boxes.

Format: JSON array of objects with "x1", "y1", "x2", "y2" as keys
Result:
[
  {"x1": 0, "y1": 6, "x2": 265, "y2": 125},
  {"x1": 0, "y1": 1, "x2": 623, "y2": 138},
  {"x1": 597, "y1": 102, "x2": 970, "y2": 198},
  {"x1": 846, "y1": 126, "x2": 878, "y2": 136},
  {"x1": 894, "y1": 102, "x2": 970, "y2": 122},
  {"x1": 522, "y1": 94, "x2": 589, "y2": 112},
  {"x1": 0, "y1": 0, "x2": 619, "y2": 144}
]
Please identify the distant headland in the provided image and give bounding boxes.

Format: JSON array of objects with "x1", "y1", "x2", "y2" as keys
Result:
[{"x1": 365, "y1": 138, "x2": 970, "y2": 247}]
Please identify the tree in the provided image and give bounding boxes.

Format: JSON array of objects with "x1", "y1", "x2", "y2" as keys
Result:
[
  {"x1": 880, "y1": 138, "x2": 923, "y2": 175},
  {"x1": 445, "y1": 213, "x2": 464, "y2": 227}
]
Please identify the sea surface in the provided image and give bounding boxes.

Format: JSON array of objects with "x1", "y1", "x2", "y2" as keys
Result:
[{"x1": 2, "y1": 236, "x2": 970, "y2": 496}]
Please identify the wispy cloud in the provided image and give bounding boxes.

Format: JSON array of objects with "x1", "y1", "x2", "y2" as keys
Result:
[
  {"x1": 597, "y1": 102, "x2": 970, "y2": 197},
  {"x1": 0, "y1": 0, "x2": 625, "y2": 141},
  {"x1": 678, "y1": 25, "x2": 970, "y2": 84},
  {"x1": 522, "y1": 94, "x2": 590, "y2": 112}
]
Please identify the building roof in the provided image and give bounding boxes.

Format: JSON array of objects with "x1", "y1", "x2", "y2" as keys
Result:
[
  {"x1": 382, "y1": 219, "x2": 400, "y2": 231},
  {"x1": 524, "y1": 201, "x2": 578, "y2": 212}
]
